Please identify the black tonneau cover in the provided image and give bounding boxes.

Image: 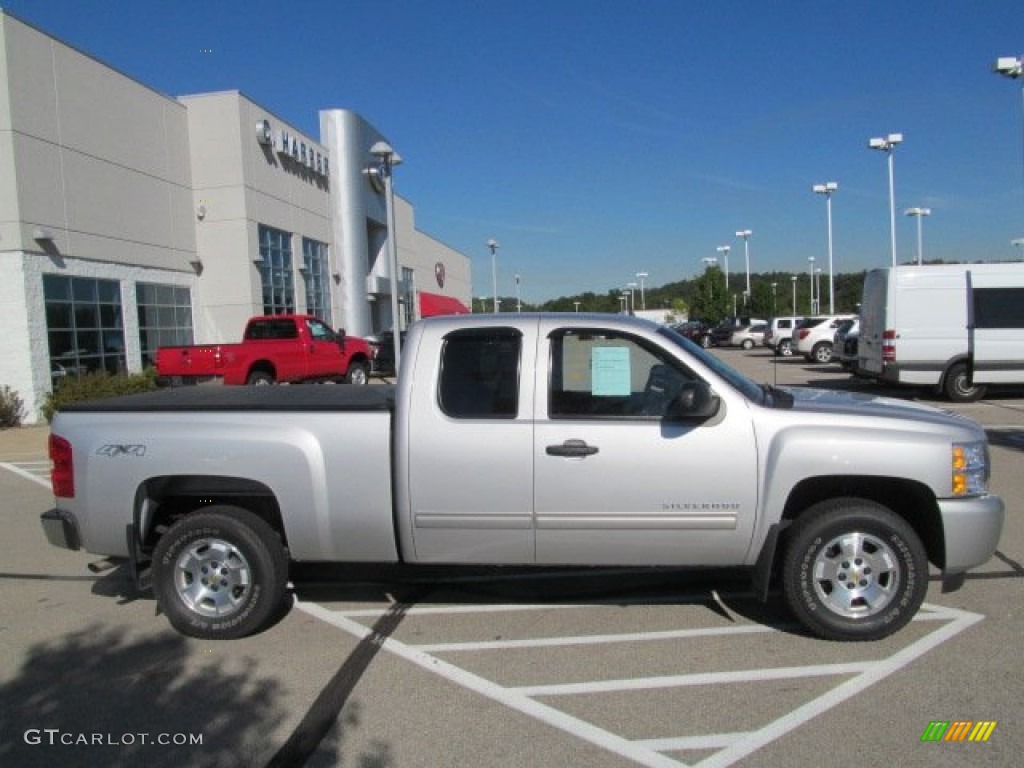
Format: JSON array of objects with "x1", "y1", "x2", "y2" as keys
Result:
[{"x1": 59, "y1": 384, "x2": 395, "y2": 413}]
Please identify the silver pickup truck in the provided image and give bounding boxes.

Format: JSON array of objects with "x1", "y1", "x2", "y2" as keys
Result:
[{"x1": 41, "y1": 314, "x2": 1004, "y2": 642}]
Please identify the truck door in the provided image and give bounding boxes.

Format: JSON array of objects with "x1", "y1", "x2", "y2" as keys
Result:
[
  {"x1": 404, "y1": 325, "x2": 536, "y2": 563},
  {"x1": 533, "y1": 326, "x2": 758, "y2": 566},
  {"x1": 970, "y1": 284, "x2": 1024, "y2": 384},
  {"x1": 305, "y1": 318, "x2": 346, "y2": 378}
]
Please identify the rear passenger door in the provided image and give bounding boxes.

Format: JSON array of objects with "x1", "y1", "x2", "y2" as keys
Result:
[{"x1": 404, "y1": 325, "x2": 536, "y2": 563}]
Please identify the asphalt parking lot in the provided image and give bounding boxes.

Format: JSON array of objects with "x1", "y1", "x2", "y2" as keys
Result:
[{"x1": 1, "y1": 349, "x2": 1021, "y2": 768}]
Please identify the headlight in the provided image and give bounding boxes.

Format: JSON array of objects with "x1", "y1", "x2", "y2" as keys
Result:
[{"x1": 952, "y1": 441, "x2": 989, "y2": 497}]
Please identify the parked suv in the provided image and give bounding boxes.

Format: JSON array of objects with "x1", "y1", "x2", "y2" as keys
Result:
[
  {"x1": 794, "y1": 315, "x2": 856, "y2": 363},
  {"x1": 763, "y1": 316, "x2": 804, "y2": 357}
]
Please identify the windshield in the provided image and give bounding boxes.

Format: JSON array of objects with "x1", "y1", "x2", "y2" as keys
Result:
[{"x1": 657, "y1": 325, "x2": 765, "y2": 403}]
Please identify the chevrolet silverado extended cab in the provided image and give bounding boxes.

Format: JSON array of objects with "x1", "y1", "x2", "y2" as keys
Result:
[
  {"x1": 42, "y1": 314, "x2": 1004, "y2": 642},
  {"x1": 155, "y1": 314, "x2": 372, "y2": 386}
]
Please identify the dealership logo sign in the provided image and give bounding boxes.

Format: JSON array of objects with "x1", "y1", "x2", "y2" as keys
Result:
[{"x1": 920, "y1": 720, "x2": 997, "y2": 742}]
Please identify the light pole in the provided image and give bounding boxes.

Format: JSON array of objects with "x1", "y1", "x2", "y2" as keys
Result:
[
  {"x1": 808, "y1": 256, "x2": 816, "y2": 314},
  {"x1": 716, "y1": 245, "x2": 731, "y2": 303},
  {"x1": 993, "y1": 56, "x2": 1024, "y2": 196},
  {"x1": 635, "y1": 271, "x2": 649, "y2": 310},
  {"x1": 626, "y1": 281, "x2": 637, "y2": 314},
  {"x1": 619, "y1": 293, "x2": 629, "y2": 314},
  {"x1": 905, "y1": 207, "x2": 932, "y2": 265},
  {"x1": 367, "y1": 141, "x2": 403, "y2": 371},
  {"x1": 573, "y1": 300, "x2": 581, "y2": 313},
  {"x1": 869, "y1": 133, "x2": 904, "y2": 267},
  {"x1": 701, "y1": 257, "x2": 717, "y2": 302},
  {"x1": 815, "y1": 269, "x2": 822, "y2": 315},
  {"x1": 735, "y1": 230, "x2": 752, "y2": 300},
  {"x1": 790, "y1": 275, "x2": 797, "y2": 315},
  {"x1": 812, "y1": 182, "x2": 838, "y2": 313},
  {"x1": 514, "y1": 274, "x2": 522, "y2": 312},
  {"x1": 771, "y1": 282, "x2": 777, "y2": 315},
  {"x1": 487, "y1": 239, "x2": 500, "y2": 312}
]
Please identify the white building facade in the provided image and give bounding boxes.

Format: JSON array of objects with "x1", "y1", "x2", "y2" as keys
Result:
[{"x1": 0, "y1": 11, "x2": 470, "y2": 422}]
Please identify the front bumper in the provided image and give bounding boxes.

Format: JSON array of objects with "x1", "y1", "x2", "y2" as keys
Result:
[
  {"x1": 41, "y1": 508, "x2": 80, "y2": 551},
  {"x1": 938, "y1": 494, "x2": 1004, "y2": 572}
]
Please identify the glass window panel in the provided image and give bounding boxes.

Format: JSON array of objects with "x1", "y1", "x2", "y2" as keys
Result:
[
  {"x1": 74, "y1": 304, "x2": 99, "y2": 329},
  {"x1": 47, "y1": 303, "x2": 72, "y2": 329},
  {"x1": 48, "y1": 331, "x2": 74, "y2": 357},
  {"x1": 100, "y1": 304, "x2": 122, "y2": 328},
  {"x1": 43, "y1": 274, "x2": 71, "y2": 301},
  {"x1": 76, "y1": 330, "x2": 100, "y2": 355},
  {"x1": 72, "y1": 280, "x2": 97, "y2": 303},
  {"x1": 97, "y1": 280, "x2": 120, "y2": 303}
]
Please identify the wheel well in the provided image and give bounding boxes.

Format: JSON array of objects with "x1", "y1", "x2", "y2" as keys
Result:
[
  {"x1": 779, "y1": 475, "x2": 945, "y2": 569},
  {"x1": 247, "y1": 361, "x2": 276, "y2": 379},
  {"x1": 136, "y1": 475, "x2": 287, "y2": 554}
]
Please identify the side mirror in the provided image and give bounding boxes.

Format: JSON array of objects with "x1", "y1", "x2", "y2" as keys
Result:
[{"x1": 667, "y1": 381, "x2": 720, "y2": 421}]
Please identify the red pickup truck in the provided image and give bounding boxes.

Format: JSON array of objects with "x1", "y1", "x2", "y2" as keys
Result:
[{"x1": 155, "y1": 315, "x2": 373, "y2": 386}]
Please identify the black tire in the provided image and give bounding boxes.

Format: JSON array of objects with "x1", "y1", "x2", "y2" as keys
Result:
[
  {"x1": 153, "y1": 507, "x2": 289, "y2": 639},
  {"x1": 943, "y1": 362, "x2": 986, "y2": 403},
  {"x1": 246, "y1": 370, "x2": 275, "y2": 386},
  {"x1": 782, "y1": 498, "x2": 927, "y2": 641},
  {"x1": 811, "y1": 342, "x2": 833, "y2": 364},
  {"x1": 778, "y1": 339, "x2": 793, "y2": 357},
  {"x1": 345, "y1": 361, "x2": 369, "y2": 386},
  {"x1": 742, "y1": 339, "x2": 754, "y2": 350}
]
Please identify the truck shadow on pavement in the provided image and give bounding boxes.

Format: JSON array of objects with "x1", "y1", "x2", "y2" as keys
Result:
[{"x1": 291, "y1": 563, "x2": 806, "y2": 636}]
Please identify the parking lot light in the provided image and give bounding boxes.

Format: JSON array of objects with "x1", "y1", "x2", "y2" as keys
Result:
[
  {"x1": 905, "y1": 207, "x2": 932, "y2": 265},
  {"x1": 869, "y1": 133, "x2": 903, "y2": 267}
]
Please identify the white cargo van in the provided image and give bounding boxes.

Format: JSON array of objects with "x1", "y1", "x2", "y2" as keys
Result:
[{"x1": 858, "y1": 263, "x2": 1024, "y2": 401}]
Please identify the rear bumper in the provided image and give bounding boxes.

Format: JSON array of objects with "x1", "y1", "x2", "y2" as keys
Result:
[
  {"x1": 41, "y1": 508, "x2": 80, "y2": 550},
  {"x1": 938, "y1": 494, "x2": 1004, "y2": 572}
]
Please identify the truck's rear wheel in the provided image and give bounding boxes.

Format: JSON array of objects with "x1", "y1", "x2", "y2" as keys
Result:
[
  {"x1": 246, "y1": 370, "x2": 275, "y2": 386},
  {"x1": 782, "y1": 499, "x2": 926, "y2": 641},
  {"x1": 943, "y1": 362, "x2": 986, "y2": 402},
  {"x1": 777, "y1": 339, "x2": 793, "y2": 357},
  {"x1": 153, "y1": 507, "x2": 288, "y2": 639}
]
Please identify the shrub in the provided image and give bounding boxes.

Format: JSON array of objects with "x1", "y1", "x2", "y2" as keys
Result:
[
  {"x1": 0, "y1": 385, "x2": 26, "y2": 428},
  {"x1": 42, "y1": 368, "x2": 158, "y2": 423}
]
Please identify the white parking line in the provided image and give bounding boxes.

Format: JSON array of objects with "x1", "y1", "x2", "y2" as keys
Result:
[
  {"x1": 0, "y1": 461, "x2": 51, "y2": 489},
  {"x1": 298, "y1": 596, "x2": 982, "y2": 768}
]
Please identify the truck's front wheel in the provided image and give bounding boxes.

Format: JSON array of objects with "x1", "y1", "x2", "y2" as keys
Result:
[
  {"x1": 153, "y1": 507, "x2": 289, "y2": 639},
  {"x1": 346, "y1": 361, "x2": 369, "y2": 386},
  {"x1": 782, "y1": 499, "x2": 927, "y2": 641}
]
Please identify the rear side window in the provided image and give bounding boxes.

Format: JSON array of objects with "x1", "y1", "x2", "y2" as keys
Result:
[
  {"x1": 245, "y1": 319, "x2": 298, "y2": 340},
  {"x1": 973, "y1": 288, "x2": 1024, "y2": 329},
  {"x1": 439, "y1": 329, "x2": 521, "y2": 419}
]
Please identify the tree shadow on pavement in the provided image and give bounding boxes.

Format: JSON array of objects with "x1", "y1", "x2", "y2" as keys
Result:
[{"x1": 0, "y1": 623, "x2": 388, "y2": 767}]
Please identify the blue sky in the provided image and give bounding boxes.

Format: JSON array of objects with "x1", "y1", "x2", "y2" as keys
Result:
[{"x1": 5, "y1": 0, "x2": 1023, "y2": 302}]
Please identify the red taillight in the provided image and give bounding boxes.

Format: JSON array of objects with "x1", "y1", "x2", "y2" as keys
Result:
[
  {"x1": 882, "y1": 329, "x2": 896, "y2": 362},
  {"x1": 49, "y1": 434, "x2": 74, "y2": 498}
]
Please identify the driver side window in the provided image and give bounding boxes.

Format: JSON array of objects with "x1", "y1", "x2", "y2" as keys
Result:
[{"x1": 548, "y1": 329, "x2": 695, "y2": 419}]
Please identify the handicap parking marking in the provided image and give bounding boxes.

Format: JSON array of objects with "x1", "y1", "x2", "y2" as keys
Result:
[
  {"x1": 297, "y1": 596, "x2": 982, "y2": 768},
  {"x1": 0, "y1": 461, "x2": 51, "y2": 489}
]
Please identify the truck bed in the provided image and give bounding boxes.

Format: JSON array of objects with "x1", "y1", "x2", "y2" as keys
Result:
[{"x1": 57, "y1": 383, "x2": 395, "y2": 413}]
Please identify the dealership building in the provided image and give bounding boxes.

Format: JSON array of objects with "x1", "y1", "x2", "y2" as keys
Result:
[{"x1": 0, "y1": 10, "x2": 471, "y2": 422}]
